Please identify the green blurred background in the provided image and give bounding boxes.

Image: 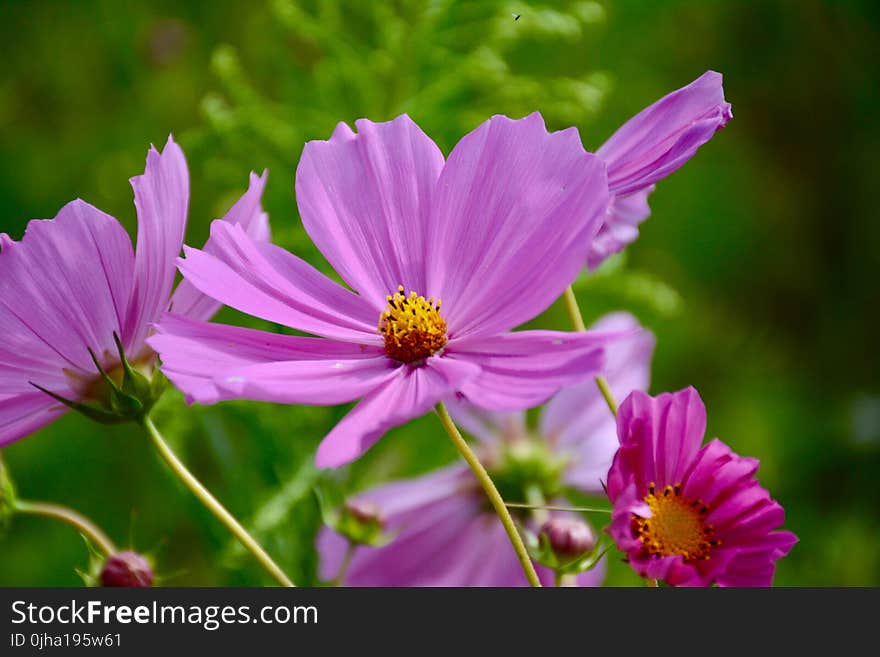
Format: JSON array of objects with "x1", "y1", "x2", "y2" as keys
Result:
[{"x1": 1, "y1": 0, "x2": 877, "y2": 586}]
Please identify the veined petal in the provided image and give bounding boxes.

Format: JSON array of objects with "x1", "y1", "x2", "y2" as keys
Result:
[
  {"x1": 586, "y1": 186, "x2": 654, "y2": 270},
  {"x1": 314, "y1": 357, "x2": 481, "y2": 468},
  {"x1": 170, "y1": 170, "x2": 271, "y2": 321},
  {"x1": 0, "y1": 200, "x2": 134, "y2": 377},
  {"x1": 539, "y1": 313, "x2": 655, "y2": 493},
  {"x1": 615, "y1": 387, "x2": 707, "y2": 489},
  {"x1": 445, "y1": 329, "x2": 626, "y2": 411},
  {"x1": 124, "y1": 136, "x2": 189, "y2": 355},
  {"x1": 597, "y1": 71, "x2": 732, "y2": 196},
  {"x1": 296, "y1": 115, "x2": 445, "y2": 307},
  {"x1": 177, "y1": 221, "x2": 380, "y2": 343},
  {"x1": 0, "y1": 393, "x2": 67, "y2": 447},
  {"x1": 148, "y1": 313, "x2": 388, "y2": 404},
  {"x1": 425, "y1": 113, "x2": 610, "y2": 338}
]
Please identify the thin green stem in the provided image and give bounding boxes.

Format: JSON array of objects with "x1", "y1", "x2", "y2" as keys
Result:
[
  {"x1": 562, "y1": 285, "x2": 618, "y2": 418},
  {"x1": 139, "y1": 416, "x2": 294, "y2": 587},
  {"x1": 435, "y1": 402, "x2": 542, "y2": 587},
  {"x1": 333, "y1": 542, "x2": 356, "y2": 587},
  {"x1": 505, "y1": 502, "x2": 611, "y2": 514},
  {"x1": 15, "y1": 500, "x2": 117, "y2": 556},
  {"x1": 554, "y1": 571, "x2": 563, "y2": 588}
]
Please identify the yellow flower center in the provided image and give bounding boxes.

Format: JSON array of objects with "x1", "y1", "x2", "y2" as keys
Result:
[
  {"x1": 379, "y1": 285, "x2": 447, "y2": 363},
  {"x1": 631, "y1": 482, "x2": 720, "y2": 562}
]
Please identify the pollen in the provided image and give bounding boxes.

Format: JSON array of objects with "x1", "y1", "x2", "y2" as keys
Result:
[
  {"x1": 631, "y1": 482, "x2": 720, "y2": 562},
  {"x1": 379, "y1": 285, "x2": 447, "y2": 363}
]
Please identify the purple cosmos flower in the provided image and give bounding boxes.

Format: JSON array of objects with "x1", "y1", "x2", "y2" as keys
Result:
[
  {"x1": 606, "y1": 387, "x2": 798, "y2": 587},
  {"x1": 316, "y1": 313, "x2": 654, "y2": 586},
  {"x1": 0, "y1": 137, "x2": 269, "y2": 445},
  {"x1": 588, "y1": 71, "x2": 733, "y2": 269},
  {"x1": 150, "y1": 113, "x2": 627, "y2": 468}
]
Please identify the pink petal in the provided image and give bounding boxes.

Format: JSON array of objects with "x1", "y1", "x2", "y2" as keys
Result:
[
  {"x1": 148, "y1": 313, "x2": 389, "y2": 405},
  {"x1": 0, "y1": 200, "x2": 134, "y2": 377},
  {"x1": 597, "y1": 71, "x2": 732, "y2": 196},
  {"x1": 615, "y1": 387, "x2": 707, "y2": 488},
  {"x1": 539, "y1": 313, "x2": 655, "y2": 493},
  {"x1": 295, "y1": 115, "x2": 445, "y2": 308},
  {"x1": 170, "y1": 170, "x2": 271, "y2": 321},
  {"x1": 177, "y1": 221, "x2": 380, "y2": 343},
  {"x1": 0, "y1": 393, "x2": 67, "y2": 447},
  {"x1": 314, "y1": 357, "x2": 481, "y2": 468},
  {"x1": 425, "y1": 113, "x2": 610, "y2": 338},
  {"x1": 586, "y1": 186, "x2": 654, "y2": 270},
  {"x1": 445, "y1": 328, "x2": 625, "y2": 412},
  {"x1": 124, "y1": 136, "x2": 189, "y2": 355}
]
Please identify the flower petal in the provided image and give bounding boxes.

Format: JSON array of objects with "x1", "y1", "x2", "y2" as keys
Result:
[
  {"x1": 295, "y1": 115, "x2": 445, "y2": 307},
  {"x1": 314, "y1": 357, "x2": 481, "y2": 468},
  {"x1": 539, "y1": 313, "x2": 655, "y2": 493},
  {"x1": 0, "y1": 200, "x2": 134, "y2": 377},
  {"x1": 586, "y1": 186, "x2": 654, "y2": 270},
  {"x1": 170, "y1": 170, "x2": 271, "y2": 321},
  {"x1": 177, "y1": 221, "x2": 380, "y2": 343},
  {"x1": 149, "y1": 313, "x2": 388, "y2": 405},
  {"x1": 0, "y1": 393, "x2": 67, "y2": 447},
  {"x1": 123, "y1": 136, "x2": 189, "y2": 355},
  {"x1": 614, "y1": 387, "x2": 707, "y2": 489},
  {"x1": 426, "y1": 113, "x2": 610, "y2": 338},
  {"x1": 597, "y1": 71, "x2": 732, "y2": 196},
  {"x1": 445, "y1": 328, "x2": 626, "y2": 411}
]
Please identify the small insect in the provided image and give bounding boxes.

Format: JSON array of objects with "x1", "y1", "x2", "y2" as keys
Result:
[{"x1": 512, "y1": 13, "x2": 521, "y2": 21}]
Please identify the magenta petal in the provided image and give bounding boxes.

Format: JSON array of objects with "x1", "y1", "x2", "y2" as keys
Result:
[
  {"x1": 426, "y1": 113, "x2": 610, "y2": 338},
  {"x1": 615, "y1": 387, "x2": 706, "y2": 488},
  {"x1": 0, "y1": 200, "x2": 134, "y2": 377},
  {"x1": 123, "y1": 136, "x2": 189, "y2": 355},
  {"x1": 446, "y1": 328, "x2": 625, "y2": 411},
  {"x1": 540, "y1": 313, "x2": 655, "y2": 493},
  {"x1": 314, "y1": 357, "x2": 481, "y2": 468},
  {"x1": 597, "y1": 71, "x2": 732, "y2": 196},
  {"x1": 296, "y1": 115, "x2": 445, "y2": 307},
  {"x1": 177, "y1": 221, "x2": 380, "y2": 343},
  {"x1": 170, "y1": 170, "x2": 271, "y2": 321},
  {"x1": 0, "y1": 393, "x2": 67, "y2": 447},
  {"x1": 148, "y1": 313, "x2": 388, "y2": 404}
]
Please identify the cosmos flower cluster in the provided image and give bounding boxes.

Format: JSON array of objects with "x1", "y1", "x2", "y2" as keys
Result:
[{"x1": 0, "y1": 71, "x2": 796, "y2": 587}]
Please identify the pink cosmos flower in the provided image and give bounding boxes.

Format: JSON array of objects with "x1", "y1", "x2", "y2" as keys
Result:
[
  {"x1": 0, "y1": 137, "x2": 269, "y2": 445},
  {"x1": 606, "y1": 387, "x2": 798, "y2": 587},
  {"x1": 588, "y1": 71, "x2": 733, "y2": 269},
  {"x1": 316, "y1": 313, "x2": 654, "y2": 586},
  {"x1": 150, "y1": 113, "x2": 628, "y2": 468}
]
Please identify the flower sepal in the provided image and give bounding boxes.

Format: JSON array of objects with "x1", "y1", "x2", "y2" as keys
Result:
[
  {"x1": 317, "y1": 489, "x2": 395, "y2": 548},
  {"x1": 527, "y1": 517, "x2": 608, "y2": 576},
  {"x1": 30, "y1": 333, "x2": 166, "y2": 426}
]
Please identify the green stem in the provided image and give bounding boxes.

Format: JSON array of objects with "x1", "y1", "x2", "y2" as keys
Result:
[
  {"x1": 333, "y1": 542, "x2": 356, "y2": 587},
  {"x1": 139, "y1": 416, "x2": 294, "y2": 587},
  {"x1": 15, "y1": 500, "x2": 117, "y2": 556},
  {"x1": 554, "y1": 570, "x2": 563, "y2": 587},
  {"x1": 562, "y1": 285, "x2": 618, "y2": 418},
  {"x1": 435, "y1": 402, "x2": 541, "y2": 587}
]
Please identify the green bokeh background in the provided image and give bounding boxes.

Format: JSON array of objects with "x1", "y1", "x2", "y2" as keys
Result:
[{"x1": 1, "y1": 0, "x2": 877, "y2": 586}]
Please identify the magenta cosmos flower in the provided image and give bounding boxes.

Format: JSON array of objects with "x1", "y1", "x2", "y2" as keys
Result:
[
  {"x1": 316, "y1": 313, "x2": 654, "y2": 586},
  {"x1": 588, "y1": 70, "x2": 733, "y2": 269},
  {"x1": 0, "y1": 137, "x2": 269, "y2": 444},
  {"x1": 150, "y1": 113, "x2": 626, "y2": 468},
  {"x1": 606, "y1": 387, "x2": 797, "y2": 586}
]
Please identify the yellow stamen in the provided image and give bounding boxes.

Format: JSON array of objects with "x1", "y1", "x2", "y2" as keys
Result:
[
  {"x1": 631, "y1": 482, "x2": 720, "y2": 562},
  {"x1": 379, "y1": 285, "x2": 447, "y2": 363}
]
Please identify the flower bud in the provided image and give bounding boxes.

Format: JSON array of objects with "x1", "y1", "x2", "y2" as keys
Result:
[
  {"x1": 541, "y1": 517, "x2": 596, "y2": 559},
  {"x1": 100, "y1": 551, "x2": 154, "y2": 587},
  {"x1": 344, "y1": 499, "x2": 383, "y2": 525}
]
